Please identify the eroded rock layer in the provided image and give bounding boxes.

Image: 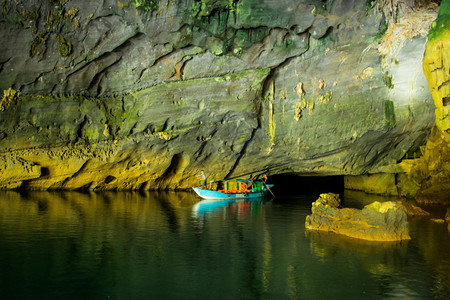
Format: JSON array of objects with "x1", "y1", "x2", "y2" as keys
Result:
[{"x1": 0, "y1": 0, "x2": 445, "y2": 196}]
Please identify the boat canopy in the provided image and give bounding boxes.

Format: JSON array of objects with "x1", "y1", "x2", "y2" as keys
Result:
[{"x1": 212, "y1": 179, "x2": 258, "y2": 183}]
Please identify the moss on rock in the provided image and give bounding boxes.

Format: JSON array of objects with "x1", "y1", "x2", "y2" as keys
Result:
[
  {"x1": 130, "y1": 0, "x2": 160, "y2": 12},
  {"x1": 0, "y1": 88, "x2": 20, "y2": 111},
  {"x1": 55, "y1": 34, "x2": 71, "y2": 57}
]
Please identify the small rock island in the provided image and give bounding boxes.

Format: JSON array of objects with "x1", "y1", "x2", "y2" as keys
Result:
[{"x1": 305, "y1": 193, "x2": 428, "y2": 241}]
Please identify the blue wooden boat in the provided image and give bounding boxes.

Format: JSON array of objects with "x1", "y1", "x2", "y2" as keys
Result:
[{"x1": 192, "y1": 179, "x2": 274, "y2": 200}]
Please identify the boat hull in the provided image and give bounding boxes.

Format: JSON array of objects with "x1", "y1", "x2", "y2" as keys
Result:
[{"x1": 192, "y1": 186, "x2": 273, "y2": 200}]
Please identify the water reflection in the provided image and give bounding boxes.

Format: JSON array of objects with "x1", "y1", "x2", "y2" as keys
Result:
[
  {"x1": 306, "y1": 230, "x2": 409, "y2": 274},
  {"x1": 192, "y1": 198, "x2": 266, "y2": 217},
  {"x1": 0, "y1": 191, "x2": 448, "y2": 299}
]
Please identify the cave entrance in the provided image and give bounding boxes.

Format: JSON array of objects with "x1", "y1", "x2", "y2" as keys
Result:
[{"x1": 267, "y1": 174, "x2": 344, "y2": 196}]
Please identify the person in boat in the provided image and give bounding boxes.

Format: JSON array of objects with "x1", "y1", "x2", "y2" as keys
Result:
[
  {"x1": 198, "y1": 170, "x2": 207, "y2": 189},
  {"x1": 261, "y1": 174, "x2": 268, "y2": 183}
]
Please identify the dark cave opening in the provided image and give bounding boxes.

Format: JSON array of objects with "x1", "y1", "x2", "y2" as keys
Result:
[{"x1": 267, "y1": 174, "x2": 344, "y2": 196}]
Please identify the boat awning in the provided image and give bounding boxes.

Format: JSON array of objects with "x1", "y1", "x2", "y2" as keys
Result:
[{"x1": 213, "y1": 179, "x2": 254, "y2": 183}]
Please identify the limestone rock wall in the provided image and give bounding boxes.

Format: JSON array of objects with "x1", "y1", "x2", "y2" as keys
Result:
[
  {"x1": 0, "y1": 0, "x2": 441, "y2": 192},
  {"x1": 398, "y1": 0, "x2": 450, "y2": 204}
]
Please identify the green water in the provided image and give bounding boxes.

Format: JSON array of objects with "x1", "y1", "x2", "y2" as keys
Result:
[{"x1": 0, "y1": 190, "x2": 448, "y2": 299}]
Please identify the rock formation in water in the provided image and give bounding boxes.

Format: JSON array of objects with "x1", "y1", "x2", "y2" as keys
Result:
[
  {"x1": 0, "y1": 0, "x2": 447, "y2": 202},
  {"x1": 305, "y1": 193, "x2": 412, "y2": 241}
]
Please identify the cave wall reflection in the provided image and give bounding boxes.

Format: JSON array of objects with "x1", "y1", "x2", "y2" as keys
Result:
[{"x1": 0, "y1": 191, "x2": 448, "y2": 299}]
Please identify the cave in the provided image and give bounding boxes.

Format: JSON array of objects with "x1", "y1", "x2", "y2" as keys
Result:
[
  {"x1": 0, "y1": 0, "x2": 447, "y2": 204},
  {"x1": 268, "y1": 174, "x2": 344, "y2": 196}
]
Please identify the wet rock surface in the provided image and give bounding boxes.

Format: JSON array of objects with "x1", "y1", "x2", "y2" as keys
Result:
[{"x1": 305, "y1": 193, "x2": 412, "y2": 241}]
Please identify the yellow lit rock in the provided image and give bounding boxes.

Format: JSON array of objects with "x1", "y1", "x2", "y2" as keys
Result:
[
  {"x1": 158, "y1": 131, "x2": 172, "y2": 140},
  {"x1": 0, "y1": 156, "x2": 41, "y2": 189},
  {"x1": 1, "y1": 88, "x2": 20, "y2": 111},
  {"x1": 423, "y1": 32, "x2": 450, "y2": 132},
  {"x1": 103, "y1": 124, "x2": 110, "y2": 137},
  {"x1": 344, "y1": 173, "x2": 398, "y2": 196},
  {"x1": 404, "y1": 0, "x2": 450, "y2": 204}
]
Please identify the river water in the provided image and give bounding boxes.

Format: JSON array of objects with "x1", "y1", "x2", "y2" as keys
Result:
[{"x1": 0, "y1": 190, "x2": 449, "y2": 299}]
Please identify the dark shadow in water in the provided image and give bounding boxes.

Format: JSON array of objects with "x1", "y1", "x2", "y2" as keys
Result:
[
  {"x1": 154, "y1": 192, "x2": 181, "y2": 232},
  {"x1": 268, "y1": 174, "x2": 344, "y2": 197}
]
